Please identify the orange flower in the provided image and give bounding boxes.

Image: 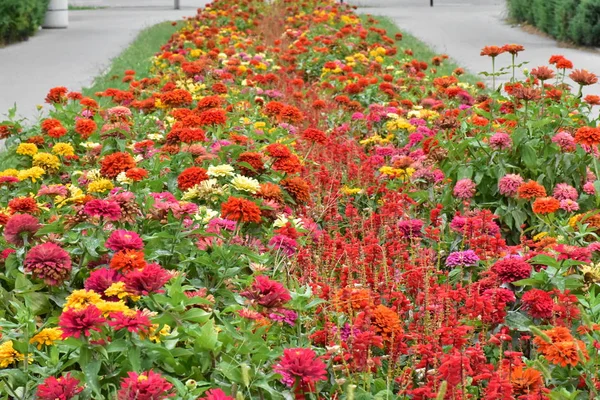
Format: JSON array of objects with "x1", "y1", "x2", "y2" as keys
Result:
[
  {"x1": 237, "y1": 152, "x2": 265, "y2": 176},
  {"x1": 110, "y1": 249, "x2": 146, "y2": 273},
  {"x1": 569, "y1": 69, "x2": 598, "y2": 86},
  {"x1": 480, "y1": 46, "x2": 505, "y2": 57},
  {"x1": 75, "y1": 119, "x2": 97, "y2": 139},
  {"x1": 532, "y1": 197, "x2": 560, "y2": 214},
  {"x1": 584, "y1": 95, "x2": 600, "y2": 106},
  {"x1": 220, "y1": 197, "x2": 262, "y2": 223},
  {"x1": 258, "y1": 182, "x2": 283, "y2": 202},
  {"x1": 45, "y1": 86, "x2": 68, "y2": 104},
  {"x1": 533, "y1": 326, "x2": 589, "y2": 367},
  {"x1": 100, "y1": 152, "x2": 136, "y2": 179},
  {"x1": 507, "y1": 366, "x2": 544, "y2": 395},
  {"x1": 273, "y1": 155, "x2": 302, "y2": 174},
  {"x1": 177, "y1": 167, "x2": 209, "y2": 191},
  {"x1": 502, "y1": 44, "x2": 525, "y2": 55},
  {"x1": 530, "y1": 66, "x2": 555, "y2": 81},
  {"x1": 574, "y1": 126, "x2": 600, "y2": 147},
  {"x1": 280, "y1": 177, "x2": 310, "y2": 204},
  {"x1": 125, "y1": 168, "x2": 149, "y2": 182},
  {"x1": 371, "y1": 305, "x2": 403, "y2": 343},
  {"x1": 518, "y1": 180, "x2": 547, "y2": 200},
  {"x1": 332, "y1": 287, "x2": 374, "y2": 314}
]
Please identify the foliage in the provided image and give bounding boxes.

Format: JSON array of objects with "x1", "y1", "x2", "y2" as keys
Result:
[{"x1": 0, "y1": 0, "x2": 49, "y2": 46}]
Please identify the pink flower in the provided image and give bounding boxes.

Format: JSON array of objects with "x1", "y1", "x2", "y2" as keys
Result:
[
  {"x1": 85, "y1": 268, "x2": 123, "y2": 301},
  {"x1": 241, "y1": 275, "x2": 291, "y2": 308},
  {"x1": 199, "y1": 389, "x2": 234, "y2": 400},
  {"x1": 109, "y1": 310, "x2": 152, "y2": 334},
  {"x1": 83, "y1": 199, "x2": 122, "y2": 221},
  {"x1": 273, "y1": 348, "x2": 327, "y2": 392},
  {"x1": 552, "y1": 131, "x2": 576, "y2": 152},
  {"x1": 24, "y1": 243, "x2": 72, "y2": 286},
  {"x1": 3, "y1": 214, "x2": 40, "y2": 246},
  {"x1": 583, "y1": 181, "x2": 596, "y2": 195},
  {"x1": 37, "y1": 184, "x2": 68, "y2": 197},
  {"x1": 559, "y1": 199, "x2": 579, "y2": 212},
  {"x1": 59, "y1": 305, "x2": 106, "y2": 338},
  {"x1": 105, "y1": 229, "x2": 144, "y2": 252},
  {"x1": 553, "y1": 183, "x2": 578, "y2": 201},
  {"x1": 124, "y1": 263, "x2": 172, "y2": 296},
  {"x1": 37, "y1": 373, "x2": 84, "y2": 400},
  {"x1": 453, "y1": 178, "x2": 476, "y2": 199},
  {"x1": 268, "y1": 234, "x2": 298, "y2": 256},
  {"x1": 498, "y1": 174, "x2": 524, "y2": 197},
  {"x1": 117, "y1": 370, "x2": 174, "y2": 400},
  {"x1": 489, "y1": 132, "x2": 512, "y2": 150}
]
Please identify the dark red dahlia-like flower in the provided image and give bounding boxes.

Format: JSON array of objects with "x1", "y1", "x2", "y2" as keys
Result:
[
  {"x1": 124, "y1": 263, "x2": 172, "y2": 296},
  {"x1": 36, "y1": 373, "x2": 84, "y2": 400},
  {"x1": 59, "y1": 305, "x2": 106, "y2": 338},
  {"x1": 273, "y1": 348, "x2": 327, "y2": 392},
  {"x1": 491, "y1": 256, "x2": 531, "y2": 283},
  {"x1": 521, "y1": 289, "x2": 554, "y2": 319},
  {"x1": 24, "y1": 242, "x2": 72, "y2": 286},
  {"x1": 117, "y1": 370, "x2": 174, "y2": 400},
  {"x1": 3, "y1": 213, "x2": 40, "y2": 246},
  {"x1": 241, "y1": 275, "x2": 291, "y2": 308},
  {"x1": 105, "y1": 229, "x2": 144, "y2": 252}
]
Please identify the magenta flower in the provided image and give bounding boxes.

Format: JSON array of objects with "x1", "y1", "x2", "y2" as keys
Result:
[
  {"x1": 453, "y1": 178, "x2": 476, "y2": 200},
  {"x1": 273, "y1": 348, "x2": 327, "y2": 392},
  {"x1": 105, "y1": 229, "x2": 144, "y2": 252},
  {"x1": 83, "y1": 199, "x2": 122, "y2": 221},
  {"x1": 24, "y1": 242, "x2": 72, "y2": 285}
]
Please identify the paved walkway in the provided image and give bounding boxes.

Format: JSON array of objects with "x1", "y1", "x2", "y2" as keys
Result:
[
  {"x1": 0, "y1": 0, "x2": 209, "y2": 122},
  {"x1": 353, "y1": 0, "x2": 600, "y2": 99}
]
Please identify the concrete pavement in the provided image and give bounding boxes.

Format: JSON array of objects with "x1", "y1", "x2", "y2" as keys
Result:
[
  {"x1": 0, "y1": 0, "x2": 209, "y2": 123},
  {"x1": 352, "y1": 0, "x2": 600, "y2": 99}
]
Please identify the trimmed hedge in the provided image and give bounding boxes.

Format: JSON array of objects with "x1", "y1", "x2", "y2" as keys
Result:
[
  {"x1": 0, "y1": 0, "x2": 50, "y2": 46},
  {"x1": 507, "y1": 0, "x2": 600, "y2": 46}
]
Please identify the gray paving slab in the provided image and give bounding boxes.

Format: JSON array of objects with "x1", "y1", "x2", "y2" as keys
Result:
[
  {"x1": 0, "y1": 1, "x2": 209, "y2": 124},
  {"x1": 352, "y1": 0, "x2": 600, "y2": 101}
]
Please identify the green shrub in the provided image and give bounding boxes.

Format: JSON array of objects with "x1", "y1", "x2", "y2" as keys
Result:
[
  {"x1": 532, "y1": 0, "x2": 557, "y2": 34},
  {"x1": 554, "y1": 0, "x2": 581, "y2": 40},
  {"x1": 0, "y1": 0, "x2": 50, "y2": 46},
  {"x1": 569, "y1": 0, "x2": 600, "y2": 46},
  {"x1": 507, "y1": 0, "x2": 535, "y2": 24}
]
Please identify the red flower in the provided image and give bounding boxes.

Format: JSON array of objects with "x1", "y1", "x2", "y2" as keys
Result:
[
  {"x1": 237, "y1": 152, "x2": 265, "y2": 176},
  {"x1": 117, "y1": 370, "x2": 174, "y2": 400},
  {"x1": 85, "y1": 268, "x2": 123, "y2": 301},
  {"x1": 199, "y1": 389, "x2": 234, "y2": 400},
  {"x1": 241, "y1": 275, "x2": 291, "y2": 308},
  {"x1": 59, "y1": 305, "x2": 106, "y2": 338},
  {"x1": 521, "y1": 289, "x2": 554, "y2": 319},
  {"x1": 125, "y1": 167, "x2": 149, "y2": 181},
  {"x1": 100, "y1": 152, "x2": 136, "y2": 179},
  {"x1": 24, "y1": 243, "x2": 72, "y2": 286},
  {"x1": 109, "y1": 310, "x2": 152, "y2": 334},
  {"x1": 105, "y1": 229, "x2": 144, "y2": 252},
  {"x1": 569, "y1": 69, "x2": 598, "y2": 86},
  {"x1": 532, "y1": 197, "x2": 560, "y2": 214},
  {"x1": 45, "y1": 86, "x2": 68, "y2": 104},
  {"x1": 83, "y1": 199, "x2": 122, "y2": 221},
  {"x1": 281, "y1": 177, "x2": 310, "y2": 204},
  {"x1": 265, "y1": 143, "x2": 292, "y2": 158},
  {"x1": 438, "y1": 352, "x2": 473, "y2": 387},
  {"x1": 480, "y1": 46, "x2": 505, "y2": 57},
  {"x1": 491, "y1": 256, "x2": 531, "y2": 283},
  {"x1": 197, "y1": 108, "x2": 227, "y2": 126},
  {"x1": 37, "y1": 373, "x2": 84, "y2": 400},
  {"x1": 273, "y1": 348, "x2": 327, "y2": 392},
  {"x1": 75, "y1": 118, "x2": 97, "y2": 139},
  {"x1": 220, "y1": 197, "x2": 262, "y2": 223},
  {"x1": 3, "y1": 214, "x2": 40, "y2": 245},
  {"x1": 177, "y1": 166, "x2": 209, "y2": 191},
  {"x1": 302, "y1": 128, "x2": 327, "y2": 144},
  {"x1": 124, "y1": 263, "x2": 172, "y2": 296},
  {"x1": 8, "y1": 197, "x2": 39, "y2": 214}
]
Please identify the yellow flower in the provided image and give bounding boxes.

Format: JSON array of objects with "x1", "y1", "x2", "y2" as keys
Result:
[
  {"x1": 533, "y1": 232, "x2": 548, "y2": 241},
  {"x1": 16, "y1": 143, "x2": 38, "y2": 156},
  {"x1": 64, "y1": 289, "x2": 103, "y2": 310},
  {"x1": 52, "y1": 143, "x2": 75, "y2": 157},
  {"x1": 254, "y1": 121, "x2": 266, "y2": 129},
  {"x1": 96, "y1": 299, "x2": 135, "y2": 317},
  {"x1": 32, "y1": 153, "x2": 60, "y2": 172},
  {"x1": 0, "y1": 341, "x2": 24, "y2": 368},
  {"x1": 105, "y1": 282, "x2": 140, "y2": 302},
  {"x1": 0, "y1": 169, "x2": 19, "y2": 178},
  {"x1": 88, "y1": 179, "x2": 114, "y2": 194},
  {"x1": 140, "y1": 324, "x2": 171, "y2": 343},
  {"x1": 385, "y1": 116, "x2": 416, "y2": 132},
  {"x1": 230, "y1": 174, "x2": 260, "y2": 194},
  {"x1": 30, "y1": 328, "x2": 63, "y2": 349},
  {"x1": 207, "y1": 164, "x2": 235, "y2": 177},
  {"x1": 17, "y1": 167, "x2": 45, "y2": 182},
  {"x1": 341, "y1": 186, "x2": 363, "y2": 195},
  {"x1": 568, "y1": 214, "x2": 583, "y2": 229}
]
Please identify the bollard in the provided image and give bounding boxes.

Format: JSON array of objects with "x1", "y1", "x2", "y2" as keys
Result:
[
  {"x1": 43, "y1": 0, "x2": 69, "y2": 28},
  {"x1": 430, "y1": 0, "x2": 433, "y2": 6},
  {"x1": 174, "y1": 0, "x2": 180, "y2": 9}
]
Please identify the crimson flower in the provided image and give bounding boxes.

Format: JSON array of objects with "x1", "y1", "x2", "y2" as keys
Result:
[
  {"x1": 24, "y1": 242, "x2": 72, "y2": 286},
  {"x1": 124, "y1": 263, "x2": 172, "y2": 296},
  {"x1": 59, "y1": 305, "x2": 106, "y2": 338},
  {"x1": 3, "y1": 213, "x2": 40, "y2": 246},
  {"x1": 117, "y1": 370, "x2": 174, "y2": 400},
  {"x1": 109, "y1": 310, "x2": 152, "y2": 334},
  {"x1": 273, "y1": 348, "x2": 327, "y2": 392},
  {"x1": 241, "y1": 275, "x2": 291, "y2": 308},
  {"x1": 199, "y1": 389, "x2": 234, "y2": 400},
  {"x1": 36, "y1": 373, "x2": 84, "y2": 400}
]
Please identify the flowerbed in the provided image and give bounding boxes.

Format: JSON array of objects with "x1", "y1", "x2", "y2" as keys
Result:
[{"x1": 1, "y1": 0, "x2": 600, "y2": 399}]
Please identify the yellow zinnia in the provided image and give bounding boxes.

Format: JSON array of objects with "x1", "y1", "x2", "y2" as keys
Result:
[
  {"x1": 16, "y1": 143, "x2": 38, "y2": 156},
  {"x1": 30, "y1": 328, "x2": 63, "y2": 349},
  {"x1": 63, "y1": 289, "x2": 103, "y2": 311},
  {"x1": 17, "y1": 167, "x2": 45, "y2": 182},
  {"x1": 88, "y1": 179, "x2": 114, "y2": 194},
  {"x1": 0, "y1": 341, "x2": 24, "y2": 368},
  {"x1": 52, "y1": 143, "x2": 75, "y2": 157},
  {"x1": 32, "y1": 153, "x2": 60, "y2": 173}
]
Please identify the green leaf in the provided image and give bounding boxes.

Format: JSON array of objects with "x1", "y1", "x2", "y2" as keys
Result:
[
  {"x1": 505, "y1": 311, "x2": 534, "y2": 331},
  {"x1": 182, "y1": 309, "x2": 211, "y2": 324},
  {"x1": 197, "y1": 319, "x2": 219, "y2": 351}
]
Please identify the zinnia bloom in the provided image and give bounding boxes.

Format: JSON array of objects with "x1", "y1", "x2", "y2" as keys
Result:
[
  {"x1": 491, "y1": 256, "x2": 531, "y2": 283},
  {"x1": 117, "y1": 370, "x2": 174, "y2": 400},
  {"x1": 59, "y1": 305, "x2": 106, "y2": 338},
  {"x1": 489, "y1": 132, "x2": 512, "y2": 150},
  {"x1": 553, "y1": 183, "x2": 578, "y2": 201},
  {"x1": 552, "y1": 131, "x2": 576, "y2": 151},
  {"x1": 453, "y1": 178, "x2": 476, "y2": 199},
  {"x1": 273, "y1": 348, "x2": 327, "y2": 392},
  {"x1": 199, "y1": 389, "x2": 234, "y2": 400},
  {"x1": 83, "y1": 199, "x2": 122, "y2": 221},
  {"x1": 281, "y1": 177, "x2": 311, "y2": 203},
  {"x1": 569, "y1": 69, "x2": 598, "y2": 86},
  {"x1": 105, "y1": 229, "x2": 144, "y2": 252},
  {"x1": 177, "y1": 167, "x2": 209, "y2": 191},
  {"x1": 518, "y1": 180, "x2": 547, "y2": 200},
  {"x1": 521, "y1": 289, "x2": 553, "y2": 319},
  {"x1": 100, "y1": 152, "x2": 136, "y2": 179},
  {"x1": 532, "y1": 197, "x2": 560, "y2": 214},
  {"x1": 2, "y1": 213, "x2": 40, "y2": 246},
  {"x1": 37, "y1": 373, "x2": 83, "y2": 400},
  {"x1": 498, "y1": 174, "x2": 524, "y2": 197},
  {"x1": 85, "y1": 268, "x2": 124, "y2": 301},
  {"x1": 124, "y1": 263, "x2": 172, "y2": 296},
  {"x1": 110, "y1": 249, "x2": 147, "y2": 273},
  {"x1": 24, "y1": 243, "x2": 72, "y2": 286},
  {"x1": 220, "y1": 197, "x2": 262, "y2": 223},
  {"x1": 0, "y1": 340, "x2": 24, "y2": 368},
  {"x1": 574, "y1": 126, "x2": 600, "y2": 147},
  {"x1": 445, "y1": 250, "x2": 480, "y2": 267},
  {"x1": 241, "y1": 275, "x2": 291, "y2": 308},
  {"x1": 302, "y1": 128, "x2": 327, "y2": 144},
  {"x1": 109, "y1": 310, "x2": 152, "y2": 334},
  {"x1": 480, "y1": 46, "x2": 505, "y2": 57}
]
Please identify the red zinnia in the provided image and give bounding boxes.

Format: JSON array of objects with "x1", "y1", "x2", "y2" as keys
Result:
[
  {"x1": 3, "y1": 214, "x2": 40, "y2": 245},
  {"x1": 177, "y1": 166, "x2": 209, "y2": 191},
  {"x1": 220, "y1": 197, "x2": 262, "y2": 223},
  {"x1": 273, "y1": 348, "x2": 327, "y2": 392},
  {"x1": 8, "y1": 197, "x2": 39, "y2": 214},
  {"x1": 241, "y1": 275, "x2": 291, "y2": 308},
  {"x1": 105, "y1": 229, "x2": 144, "y2": 252},
  {"x1": 75, "y1": 118, "x2": 97, "y2": 139},
  {"x1": 480, "y1": 46, "x2": 505, "y2": 57},
  {"x1": 281, "y1": 177, "x2": 311, "y2": 204},
  {"x1": 45, "y1": 86, "x2": 68, "y2": 104},
  {"x1": 124, "y1": 263, "x2": 172, "y2": 296},
  {"x1": 100, "y1": 152, "x2": 136, "y2": 179},
  {"x1": 59, "y1": 305, "x2": 106, "y2": 338},
  {"x1": 302, "y1": 128, "x2": 328, "y2": 144},
  {"x1": 125, "y1": 167, "x2": 149, "y2": 181},
  {"x1": 521, "y1": 289, "x2": 554, "y2": 319},
  {"x1": 117, "y1": 370, "x2": 174, "y2": 400},
  {"x1": 24, "y1": 242, "x2": 72, "y2": 286},
  {"x1": 237, "y1": 152, "x2": 265, "y2": 176},
  {"x1": 109, "y1": 310, "x2": 152, "y2": 334},
  {"x1": 491, "y1": 256, "x2": 531, "y2": 283},
  {"x1": 83, "y1": 199, "x2": 122, "y2": 221},
  {"x1": 199, "y1": 389, "x2": 234, "y2": 400},
  {"x1": 197, "y1": 108, "x2": 227, "y2": 126},
  {"x1": 37, "y1": 373, "x2": 84, "y2": 400}
]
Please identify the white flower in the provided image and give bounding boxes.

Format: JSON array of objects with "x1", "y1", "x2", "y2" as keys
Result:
[
  {"x1": 80, "y1": 142, "x2": 100, "y2": 149},
  {"x1": 116, "y1": 171, "x2": 133, "y2": 185},
  {"x1": 194, "y1": 206, "x2": 219, "y2": 224},
  {"x1": 207, "y1": 164, "x2": 235, "y2": 177},
  {"x1": 147, "y1": 133, "x2": 164, "y2": 141},
  {"x1": 273, "y1": 214, "x2": 304, "y2": 229},
  {"x1": 230, "y1": 174, "x2": 260, "y2": 194}
]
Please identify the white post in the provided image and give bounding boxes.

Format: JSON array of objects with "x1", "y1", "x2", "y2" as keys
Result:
[
  {"x1": 174, "y1": 0, "x2": 180, "y2": 9},
  {"x1": 43, "y1": 0, "x2": 69, "y2": 28}
]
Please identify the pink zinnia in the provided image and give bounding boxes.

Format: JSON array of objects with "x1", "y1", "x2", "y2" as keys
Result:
[
  {"x1": 241, "y1": 275, "x2": 291, "y2": 308},
  {"x1": 553, "y1": 183, "x2": 578, "y2": 201},
  {"x1": 559, "y1": 199, "x2": 579, "y2": 212},
  {"x1": 552, "y1": 131, "x2": 576, "y2": 152},
  {"x1": 37, "y1": 184, "x2": 69, "y2": 198},
  {"x1": 583, "y1": 181, "x2": 596, "y2": 195},
  {"x1": 117, "y1": 370, "x2": 174, "y2": 400},
  {"x1": 498, "y1": 174, "x2": 524, "y2": 197},
  {"x1": 124, "y1": 263, "x2": 172, "y2": 296},
  {"x1": 453, "y1": 178, "x2": 476, "y2": 199},
  {"x1": 489, "y1": 132, "x2": 512, "y2": 150},
  {"x1": 84, "y1": 199, "x2": 122, "y2": 221},
  {"x1": 268, "y1": 234, "x2": 298, "y2": 256},
  {"x1": 273, "y1": 348, "x2": 327, "y2": 392},
  {"x1": 24, "y1": 242, "x2": 72, "y2": 286},
  {"x1": 59, "y1": 305, "x2": 106, "y2": 338},
  {"x1": 105, "y1": 229, "x2": 144, "y2": 252},
  {"x1": 85, "y1": 268, "x2": 123, "y2": 301},
  {"x1": 109, "y1": 310, "x2": 152, "y2": 334},
  {"x1": 3, "y1": 214, "x2": 41, "y2": 246},
  {"x1": 36, "y1": 373, "x2": 84, "y2": 400}
]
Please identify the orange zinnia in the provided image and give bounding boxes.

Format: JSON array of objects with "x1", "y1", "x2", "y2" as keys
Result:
[
  {"x1": 220, "y1": 197, "x2": 262, "y2": 223},
  {"x1": 100, "y1": 152, "x2": 136, "y2": 179},
  {"x1": 371, "y1": 304, "x2": 403, "y2": 343},
  {"x1": 502, "y1": 44, "x2": 525, "y2": 55},
  {"x1": 508, "y1": 366, "x2": 544, "y2": 395},
  {"x1": 533, "y1": 326, "x2": 589, "y2": 367},
  {"x1": 518, "y1": 180, "x2": 547, "y2": 200},
  {"x1": 280, "y1": 177, "x2": 310, "y2": 204},
  {"x1": 532, "y1": 197, "x2": 560, "y2": 214},
  {"x1": 480, "y1": 45, "x2": 505, "y2": 57},
  {"x1": 574, "y1": 126, "x2": 600, "y2": 147},
  {"x1": 110, "y1": 249, "x2": 146, "y2": 273}
]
